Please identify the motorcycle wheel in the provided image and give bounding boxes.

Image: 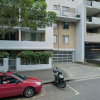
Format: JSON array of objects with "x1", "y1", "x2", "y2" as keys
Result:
[{"x1": 58, "y1": 81, "x2": 66, "y2": 88}]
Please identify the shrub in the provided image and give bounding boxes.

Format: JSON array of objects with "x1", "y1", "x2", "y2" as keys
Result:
[
  {"x1": 17, "y1": 51, "x2": 52, "y2": 65},
  {"x1": 0, "y1": 51, "x2": 10, "y2": 59}
]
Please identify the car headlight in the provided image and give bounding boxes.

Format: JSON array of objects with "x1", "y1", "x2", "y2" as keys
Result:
[{"x1": 36, "y1": 82, "x2": 41, "y2": 86}]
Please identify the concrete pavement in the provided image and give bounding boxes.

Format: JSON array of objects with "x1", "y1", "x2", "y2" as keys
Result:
[
  {"x1": 17, "y1": 68, "x2": 70, "y2": 84},
  {"x1": 54, "y1": 62, "x2": 100, "y2": 80},
  {"x1": 16, "y1": 62, "x2": 100, "y2": 84}
]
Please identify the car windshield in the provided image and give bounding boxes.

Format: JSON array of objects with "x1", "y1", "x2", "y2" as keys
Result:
[{"x1": 12, "y1": 73, "x2": 26, "y2": 81}]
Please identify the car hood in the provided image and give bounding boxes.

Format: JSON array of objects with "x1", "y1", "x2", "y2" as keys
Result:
[{"x1": 25, "y1": 77, "x2": 41, "y2": 83}]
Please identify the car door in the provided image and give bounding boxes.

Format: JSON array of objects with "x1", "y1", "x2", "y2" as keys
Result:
[{"x1": 0, "y1": 75, "x2": 24, "y2": 98}]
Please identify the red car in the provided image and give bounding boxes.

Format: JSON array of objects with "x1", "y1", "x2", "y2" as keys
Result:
[{"x1": 0, "y1": 71, "x2": 42, "y2": 98}]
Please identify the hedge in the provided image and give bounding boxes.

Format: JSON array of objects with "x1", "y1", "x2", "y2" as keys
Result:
[
  {"x1": 17, "y1": 51, "x2": 52, "y2": 64},
  {"x1": 0, "y1": 51, "x2": 10, "y2": 59}
]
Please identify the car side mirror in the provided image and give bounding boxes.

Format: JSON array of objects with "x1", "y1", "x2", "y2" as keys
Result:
[{"x1": 16, "y1": 80, "x2": 20, "y2": 84}]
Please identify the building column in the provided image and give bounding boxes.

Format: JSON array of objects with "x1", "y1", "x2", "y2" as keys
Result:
[{"x1": 19, "y1": 28, "x2": 21, "y2": 41}]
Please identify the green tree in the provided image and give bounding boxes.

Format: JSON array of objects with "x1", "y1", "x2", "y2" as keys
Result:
[{"x1": 0, "y1": 0, "x2": 56, "y2": 39}]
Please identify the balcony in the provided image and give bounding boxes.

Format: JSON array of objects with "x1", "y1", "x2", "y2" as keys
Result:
[
  {"x1": 85, "y1": 33, "x2": 100, "y2": 42},
  {"x1": 87, "y1": 1, "x2": 100, "y2": 16},
  {"x1": 0, "y1": 41, "x2": 52, "y2": 50},
  {"x1": 87, "y1": 17, "x2": 100, "y2": 29},
  {"x1": 53, "y1": 10, "x2": 80, "y2": 22},
  {"x1": 87, "y1": 1, "x2": 100, "y2": 8}
]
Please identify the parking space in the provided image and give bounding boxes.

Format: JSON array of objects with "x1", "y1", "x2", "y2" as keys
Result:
[{"x1": 2, "y1": 78, "x2": 100, "y2": 100}]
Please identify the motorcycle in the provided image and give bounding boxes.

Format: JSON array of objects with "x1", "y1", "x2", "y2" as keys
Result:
[{"x1": 53, "y1": 68, "x2": 66, "y2": 88}]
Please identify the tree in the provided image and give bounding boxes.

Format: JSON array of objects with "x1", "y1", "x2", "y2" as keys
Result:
[{"x1": 0, "y1": 0, "x2": 56, "y2": 39}]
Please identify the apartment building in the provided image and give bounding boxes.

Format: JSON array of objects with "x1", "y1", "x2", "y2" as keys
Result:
[
  {"x1": 46, "y1": 0, "x2": 85, "y2": 62},
  {"x1": 1, "y1": 0, "x2": 99, "y2": 67},
  {"x1": 85, "y1": 0, "x2": 100, "y2": 61}
]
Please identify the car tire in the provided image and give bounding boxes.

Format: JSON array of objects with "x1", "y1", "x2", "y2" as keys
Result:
[{"x1": 23, "y1": 87, "x2": 35, "y2": 98}]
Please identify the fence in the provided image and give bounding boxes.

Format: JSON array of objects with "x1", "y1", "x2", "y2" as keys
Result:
[
  {"x1": 0, "y1": 58, "x2": 8, "y2": 72},
  {"x1": 0, "y1": 59, "x2": 3, "y2": 66},
  {"x1": 16, "y1": 58, "x2": 52, "y2": 71},
  {"x1": 0, "y1": 58, "x2": 52, "y2": 72}
]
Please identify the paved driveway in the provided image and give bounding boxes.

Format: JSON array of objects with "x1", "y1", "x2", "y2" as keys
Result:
[{"x1": 53, "y1": 62, "x2": 100, "y2": 80}]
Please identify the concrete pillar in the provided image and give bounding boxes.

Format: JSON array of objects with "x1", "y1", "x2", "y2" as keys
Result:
[
  {"x1": 16, "y1": 58, "x2": 20, "y2": 71},
  {"x1": 19, "y1": 28, "x2": 21, "y2": 41},
  {"x1": 4, "y1": 58, "x2": 9, "y2": 72}
]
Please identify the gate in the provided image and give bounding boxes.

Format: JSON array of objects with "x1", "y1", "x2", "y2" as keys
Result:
[
  {"x1": 53, "y1": 51, "x2": 73, "y2": 62},
  {"x1": 9, "y1": 59, "x2": 16, "y2": 71}
]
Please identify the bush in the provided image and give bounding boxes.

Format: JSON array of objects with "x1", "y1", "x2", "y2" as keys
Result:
[
  {"x1": 17, "y1": 51, "x2": 52, "y2": 65},
  {"x1": 0, "y1": 51, "x2": 10, "y2": 59}
]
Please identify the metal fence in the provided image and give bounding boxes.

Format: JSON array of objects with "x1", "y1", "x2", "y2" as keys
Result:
[
  {"x1": 0, "y1": 59, "x2": 3, "y2": 66},
  {"x1": 9, "y1": 59, "x2": 16, "y2": 70}
]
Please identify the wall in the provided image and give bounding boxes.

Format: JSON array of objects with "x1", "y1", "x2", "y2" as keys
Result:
[
  {"x1": 54, "y1": 21, "x2": 76, "y2": 49},
  {"x1": 46, "y1": 0, "x2": 77, "y2": 12},
  {"x1": 0, "y1": 58, "x2": 8, "y2": 72},
  {"x1": 16, "y1": 58, "x2": 52, "y2": 71},
  {"x1": 85, "y1": 33, "x2": 100, "y2": 42},
  {"x1": 75, "y1": 3, "x2": 86, "y2": 62}
]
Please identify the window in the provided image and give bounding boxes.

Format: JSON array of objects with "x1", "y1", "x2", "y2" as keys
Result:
[
  {"x1": 22, "y1": 33, "x2": 42, "y2": 41},
  {"x1": 62, "y1": 36, "x2": 69, "y2": 44},
  {"x1": 1, "y1": 76, "x2": 18, "y2": 84},
  {"x1": 0, "y1": 32, "x2": 17, "y2": 40},
  {"x1": 62, "y1": 6, "x2": 69, "y2": 12},
  {"x1": 12, "y1": 73, "x2": 26, "y2": 81},
  {"x1": 53, "y1": 35, "x2": 57, "y2": 44},
  {"x1": 53, "y1": 22, "x2": 57, "y2": 29},
  {"x1": 53, "y1": 5, "x2": 57, "y2": 10},
  {"x1": 62, "y1": 22, "x2": 69, "y2": 29}
]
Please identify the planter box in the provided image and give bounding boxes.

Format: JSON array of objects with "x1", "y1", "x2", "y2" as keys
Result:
[{"x1": 16, "y1": 58, "x2": 52, "y2": 71}]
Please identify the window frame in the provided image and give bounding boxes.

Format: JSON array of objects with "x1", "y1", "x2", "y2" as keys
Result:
[
  {"x1": 62, "y1": 22, "x2": 69, "y2": 30},
  {"x1": 53, "y1": 5, "x2": 57, "y2": 10},
  {"x1": 53, "y1": 35, "x2": 57, "y2": 44},
  {"x1": 53, "y1": 22, "x2": 57, "y2": 29},
  {"x1": 62, "y1": 36, "x2": 69, "y2": 44}
]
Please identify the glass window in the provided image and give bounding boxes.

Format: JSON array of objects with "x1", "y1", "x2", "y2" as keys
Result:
[
  {"x1": 53, "y1": 22, "x2": 57, "y2": 29},
  {"x1": 1, "y1": 32, "x2": 16, "y2": 40},
  {"x1": 23, "y1": 33, "x2": 42, "y2": 41},
  {"x1": 53, "y1": 5, "x2": 57, "y2": 10},
  {"x1": 62, "y1": 6, "x2": 69, "y2": 12},
  {"x1": 62, "y1": 22, "x2": 69, "y2": 29},
  {"x1": 62, "y1": 36, "x2": 69, "y2": 44},
  {"x1": 53, "y1": 35, "x2": 57, "y2": 44},
  {"x1": 1, "y1": 76, "x2": 18, "y2": 84},
  {"x1": 12, "y1": 73, "x2": 26, "y2": 81}
]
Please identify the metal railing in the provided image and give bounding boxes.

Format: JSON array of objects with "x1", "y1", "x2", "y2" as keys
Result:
[
  {"x1": 54, "y1": 9, "x2": 80, "y2": 18},
  {"x1": 0, "y1": 59, "x2": 3, "y2": 66}
]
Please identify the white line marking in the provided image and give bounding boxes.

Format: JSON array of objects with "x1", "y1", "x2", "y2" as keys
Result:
[{"x1": 67, "y1": 85, "x2": 80, "y2": 95}]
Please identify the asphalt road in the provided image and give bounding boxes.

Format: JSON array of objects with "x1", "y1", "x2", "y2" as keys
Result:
[{"x1": 2, "y1": 78, "x2": 100, "y2": 100}]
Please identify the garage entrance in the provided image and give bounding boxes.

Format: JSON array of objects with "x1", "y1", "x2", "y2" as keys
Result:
[
  {"x1": 85, "y1": 43, "x2": 100, "y2": 61},
  {"x1": 53, "y1": 51, "x2": 74, "y2": 62}
]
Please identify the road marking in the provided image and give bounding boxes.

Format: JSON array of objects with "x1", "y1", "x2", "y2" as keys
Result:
[
  {"x1": 67, "y1": 85, "x2": 80, "y2": 95},
  {"x1": 73, "y1": 77, "x2": 100, "y2": 82}
]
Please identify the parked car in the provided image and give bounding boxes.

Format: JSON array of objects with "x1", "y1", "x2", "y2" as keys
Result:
[{"x1": 0, "y1": 71, "x2": 42, "y2": 98}]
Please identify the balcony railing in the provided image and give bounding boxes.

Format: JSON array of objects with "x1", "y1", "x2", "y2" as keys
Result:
[
  {"x1": 87, "y1": 17, "x2": 100, "y2": 24},
  {"x1": 87, "y1": 1, "x2": 100, "y2": 8},
  {"x1": 87, "y1": 1, "x2": 92, "y2": 6},
  {"x1": 0, "y1": 41, "x2": 51, "y2": 50},
  {"x1": 54, "y1": 10, "x2": 80, "y2": 18},
  {"x1": 85, "y1": 33, "x2": 100, "y2": 42}
]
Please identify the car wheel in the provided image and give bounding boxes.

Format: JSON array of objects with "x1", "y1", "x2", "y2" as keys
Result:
[{"x1": 23, "y1": 87, "x2": 35, "y2": 98}]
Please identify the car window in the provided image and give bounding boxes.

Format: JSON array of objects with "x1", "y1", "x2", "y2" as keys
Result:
[
  {"x1": 12, "y1": 73, "x2": 26, "y2": 81},
  {"x1": 1, "y1": 76, "x2": 21, "y2": 84}
]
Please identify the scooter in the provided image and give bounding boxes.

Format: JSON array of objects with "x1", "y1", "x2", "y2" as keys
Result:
[{"x1": 53, "y1": 68, "x2": 66, "y2": 88}]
